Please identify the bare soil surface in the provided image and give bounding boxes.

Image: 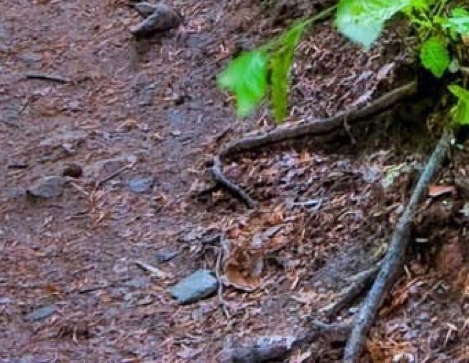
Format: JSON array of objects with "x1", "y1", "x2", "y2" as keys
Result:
[{"x1": 2, "y1": 1, "x2": 469, "y2": 362}]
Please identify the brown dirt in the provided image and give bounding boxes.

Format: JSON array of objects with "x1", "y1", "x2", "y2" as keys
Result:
[{"x1": 2, "y1": 0, "x2": 469, "y2": 362}]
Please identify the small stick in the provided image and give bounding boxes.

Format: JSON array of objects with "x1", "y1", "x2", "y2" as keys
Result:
[
  {"x1": 215, "y1": 244, "x2": 231, "y2": 319},
  {"x1": 134, "y1": 260, "x2": 169, "y2": 279},
  {"x1": 343, "y1": 131, "x2": 452, "y2": 363},
  {"x1": 96, "y1": 162, "x2": 135, "y2": 187},
  {"x1": 25, "y1": 72, "x2": 71, "y2": 84}
]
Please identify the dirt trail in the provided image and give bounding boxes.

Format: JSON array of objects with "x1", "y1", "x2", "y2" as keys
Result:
[
  {"x1": 2, "y1": 1, "x2": 469, "y2": 362},
  {"x1": 0, "y1": 0, "x2": 243, "y2": 361}
]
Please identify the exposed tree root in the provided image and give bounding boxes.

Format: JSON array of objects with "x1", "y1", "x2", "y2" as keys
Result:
[
  {"x1": 343, "y1": 131, "x2": 452, "y2": 363},
  {"x1": 320, "y1": 262, "x2": 382, "y2": 318},
  {"x1": 212, "y1": 81, "x2": 418, "y2": 207},
  {"x1": 219, "y1": 320, "x2": 351, "y2": 363},
  {"x1": 212, "y1": 156, "x2": 258, "y2": 208}
]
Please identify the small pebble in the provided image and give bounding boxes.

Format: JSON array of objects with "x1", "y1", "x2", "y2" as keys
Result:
[
  {"x1": 26, "y1": 176, "x2": 67, "y2": 199},
  {"x1": 128, "y1": 176, "x2": 155, "y2": 193},
  {"x1": 23, "y1": 305, "x2": 56, "y2": 322}
]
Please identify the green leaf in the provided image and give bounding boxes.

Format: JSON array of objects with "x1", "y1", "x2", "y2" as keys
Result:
[
  {"x1": 441, "y1": 8, "x2": 469, "y2": 35},
  {"x1": 270, "y1": 52, "x2": 288, "y2": 122},
  {"x1": 335, "y1": 0, "x2": 413, "y2": 49},
  {"x1": 218, "y1": 51, "x2": 268, "y2": 117},
  {"x1": 449, "y1": 84, "x2": 469, "y2": 126},
  {"x1": 269, "y1": 20, "x2": 308, "y2": 122},
  {"x1": 419, "y1": 37, "x2": 450, "y2": 78}
]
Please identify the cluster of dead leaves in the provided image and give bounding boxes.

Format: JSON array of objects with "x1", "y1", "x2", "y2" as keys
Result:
[{"x1": 221, "y1": 204, "x2": 299, "y2": 291}]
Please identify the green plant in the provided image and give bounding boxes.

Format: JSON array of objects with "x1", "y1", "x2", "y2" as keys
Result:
[
  {"x1": 335, "y1": 0, "x2": 469, "y2": 79},
  {"x1": 217, "y1": 6, "x2": 336, "y2": 122},
  {"x1": 219, "y1": 0, "x2": 469, "y2": 126},
  {"x1": 449, "y1": 84, "x2": 469, "y2": 126},
  {"x1": 218, "y1": 20, "x2": 308, "y2": 122},
  {"x1": 336, "y1": 0, "x2": 469, "y2": 125}
]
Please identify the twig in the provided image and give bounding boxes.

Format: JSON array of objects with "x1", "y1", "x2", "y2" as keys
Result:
[
  {"x1": 212, "y1": 81, "x2": 417, "y2": 208},
  {"x1": 215, "y1": 243, "x2": 231, "y2": 319},
  {"x1": 96, "y1": 162, "x2": 135, "y2": 187},
  {"x1": 134, "y1": 260, "x2": 169, "y2": 279},
  {"x1": 25, "y1": 72, "x2": 71, "y2": 84},
  {"x1": 343, "y1": 131, "x2": 452, "y2": 363}
]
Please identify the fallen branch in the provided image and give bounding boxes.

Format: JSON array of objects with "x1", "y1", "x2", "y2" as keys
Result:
[
  {"x1": 219, "y1": 320, "x2": 351, "y2": 363},
  {"x1": 212, "y1": 81, "x2": 418, "y2": 207},
  {"x1": 343, "y1": 131, "x2": 452, "y2": 363}
]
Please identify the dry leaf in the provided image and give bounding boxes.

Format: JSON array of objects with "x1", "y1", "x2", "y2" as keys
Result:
[
  {"x1": 222, "y1": 246, "x2": 263, "y2": 291},
  {"x1": 427, "y1": 184, "x2": 455, "y2": 197}
]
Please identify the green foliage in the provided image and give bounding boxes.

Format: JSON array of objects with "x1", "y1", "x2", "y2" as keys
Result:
[
  {"x1": 441, "y1": 8, "x2": 469, "y2": 36},
  {"x1": 419, "y1": 36, "x2": 450, "y2": 77},
  {"x1": 218, "y1": 21, "x2": 307, "y2": 122},
  {"x1": 270, "y1": 21, "x2": 308, "y2": 121},
  {"x1": 219, "y1": 0, "x2": 469, "y2": 128},
  {"x1": 335, "y1": 0, "x2": 413, "y2": 49},
  {"x1": 218, "y1": 51, "x2": 268, "y2": 118},
  {"x1": 335, "y1": 0, "x2": 469, "y2": 79},
  {"x1": 449, "y1": 85, "x2": 469, "y2": 126}
]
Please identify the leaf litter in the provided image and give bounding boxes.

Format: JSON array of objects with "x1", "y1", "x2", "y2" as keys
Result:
[{"x1": 2, "y1": 0, "x2": 469, "y2": 362}]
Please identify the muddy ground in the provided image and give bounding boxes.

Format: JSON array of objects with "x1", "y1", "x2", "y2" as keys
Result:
[{"x1": 1, "y1": 0, "x2": 469, "y2": 362}]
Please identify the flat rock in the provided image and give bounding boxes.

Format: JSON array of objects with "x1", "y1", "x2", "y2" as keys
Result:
[
  {"x1": 168, "y1": 269, "x2": 218, "y2": 305},
  {"x1": 26, "y1": 176, "x2": 67, "y2": 199},
  {"x1": 23, "y1": 305, "x2": 56, "y2": 322},
  {"x1": 128, "y1": 176, "x2": 155, "y2": 193}
]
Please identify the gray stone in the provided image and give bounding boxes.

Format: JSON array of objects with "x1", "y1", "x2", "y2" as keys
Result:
[
  {"x1": 128, "y1": 176, "x2": 155, "y2": 193},
  {"x1": 138, "y1": 82, "x2": 157, "y2": 106},
  {"x1": 168, "y1": 269, "x2": 218, "y2": 305},
  {"x1": 129, "y1": 3, "x2": 182, "y2": 37},
  {"x1": 168, "y1": 109, "x2": 183, "y2": 126},
  {"x1": 23, "y1": 305, "x2": 56, "y2": 322},
  {"x1": 132, "y1": 2, "x2": 158, "y2": 18},
  {"x1": 26, "y1": 176, "x2": 67, "y2": 199},
  {"x1": 85, "y1": 154, "x2": 137, "y2": 179},
  {"x1": 19, "y1": 53, "x2": 42, "y2": 64},
  {"x1": 0, "y1": 297, "x2": 11, "y2": 304},
  {"x1": 0, "y1": 21, "x2": 5, "y2": 39},
  {"x1": 39, "y1": 130, "x2": 87, "y2": 148}
]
